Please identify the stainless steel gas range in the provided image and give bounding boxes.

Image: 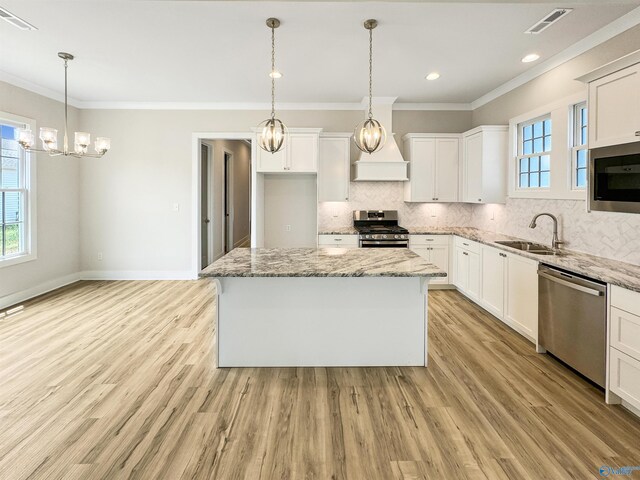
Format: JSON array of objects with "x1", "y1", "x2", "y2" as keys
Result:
[{"x1": 353, "y1": 210, "x2": 409, "y2": 248}]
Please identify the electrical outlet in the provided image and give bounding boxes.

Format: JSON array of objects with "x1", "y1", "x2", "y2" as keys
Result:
[
  {"x1": 172, "y1": 203, "x2": 180, "y2": 212},
  {"x1": 97, "y1": 252, "x2": 103, "y2": 261},
  {"x1": 285, "y1": 225, "x2": 291, "y2": 232}
]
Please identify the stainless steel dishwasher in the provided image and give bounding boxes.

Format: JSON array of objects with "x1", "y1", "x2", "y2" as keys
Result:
[{"x1": 538, "y1": 264, "x2": 607, "y2": 388}]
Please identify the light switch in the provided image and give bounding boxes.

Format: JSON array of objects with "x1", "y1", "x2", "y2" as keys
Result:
[{"x1": 172, "y1": 203, "x2": 180, "y2": 212}]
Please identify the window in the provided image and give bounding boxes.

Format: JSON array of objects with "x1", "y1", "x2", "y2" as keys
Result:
[
  {"x1": 572, "y1": 102, "x2": 588, "y2": 189},
  {"x1": 1, "y1": 116, "x2": 33, "y2": 264},
  {"x1": 517, "y1": 116, "x2": 551, "y2": 189}
]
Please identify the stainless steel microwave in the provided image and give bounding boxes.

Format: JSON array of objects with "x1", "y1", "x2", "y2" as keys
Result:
[{"x1": 589, "y1": 142, "x2": 640, "y2": 214}]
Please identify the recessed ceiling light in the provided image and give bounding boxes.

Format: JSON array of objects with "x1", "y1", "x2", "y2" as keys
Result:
[
  {"x1": 521, "y1": 53, "x2": 540, "y2": 63},
  {"x1": 0, "y1": 7, "x2": 37, "y2": 30},
  {"x1": 269, "y1": 70, "x2": 282, "y2": 79},
  {"x1": 425, "y1": 72, "x2": 440, "y2": 81}
]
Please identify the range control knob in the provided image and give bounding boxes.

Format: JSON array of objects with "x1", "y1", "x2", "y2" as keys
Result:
[
  {"x1": 366, "y1": 234, "x2": 371, "y2": 239},
  {"x1": 382, "y1": 234, "x2": 387, "y2": 239},
  {"x1": 394, "y1": 235, "x2": 399, "y2": 239}
]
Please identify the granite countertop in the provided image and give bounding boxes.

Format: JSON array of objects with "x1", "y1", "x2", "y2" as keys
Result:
[
  {"x1": 318, "y1": 227, "x2": 359, "y2": 235},
  {"x1": 405, "y1": 226, "x2": 640, "y2": 293},
  {"x1": 200, "y1": 247, "x2": 447, "y2": 278}
]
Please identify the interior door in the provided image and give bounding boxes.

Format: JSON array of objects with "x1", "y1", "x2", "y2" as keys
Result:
[{"x1": 200, "y1": 143, "x2": 210, "y2": 269}]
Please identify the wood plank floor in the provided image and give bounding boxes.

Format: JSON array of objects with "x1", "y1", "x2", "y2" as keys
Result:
[{"x1": 1, "y1": 280, "x2": 639, "y2": 479}]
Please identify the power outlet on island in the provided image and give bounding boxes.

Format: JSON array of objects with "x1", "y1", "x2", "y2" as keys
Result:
[
  {"x1": 285, "y1": 225, "x2": 291, "y2": 232},
  {"x1": 97, "y1": 252, "x2": 103, "y2": 261}
]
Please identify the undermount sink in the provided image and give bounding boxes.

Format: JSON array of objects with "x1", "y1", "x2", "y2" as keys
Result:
[{"x1": 494, "y1": 240, "x2": 561, "y2": 256}]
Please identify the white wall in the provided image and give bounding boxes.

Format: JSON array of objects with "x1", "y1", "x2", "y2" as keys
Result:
[
  {"x1": 0, "y1": 81, "x2": 81, "y2": 307},
  {"x1": 264, "y1": 174, "x2": 317, "y2": 248}
]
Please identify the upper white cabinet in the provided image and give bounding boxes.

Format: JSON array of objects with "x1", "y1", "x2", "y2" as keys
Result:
[
  {"x1": 318, "y1": 133, "x2": 351, "y2": 202},
  {"x1": 410, "y1": 235, "x2": 450, "y2": 285},
  {"x1": 461, "y1": 126, "x2": 508, "y2": 204},
  {"x1": 256, "y1": 129, "x2": 321, "y2": 173},
  {"x1": 403, "y1": 134, "x2": 460, "y2": 203},
  {"x1": 587, "y1": 64, "x2": 640, "y2": 148}
]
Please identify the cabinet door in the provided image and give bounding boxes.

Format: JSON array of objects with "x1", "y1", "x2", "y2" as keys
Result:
[
  {"x1": 589, "y1": 65, "x2": 640, "y2": 148},
  {"x1": 480, "y1": 246, "x2": 505, "y2": 318},
  {"x1": 467, "y1": 251, "x2": 481, "y2": 301},
  {"x1": 429, "y1": 245, "x2": 450, "y2": 285},
  {"x1": 505, "y1": 254, "x2": 538, "y2": 341},
  {"x1": 434, "y1": 138, "x2": 459, "y2": 202},
  {"x1": 288, "y1": 134, "x2": 318, "y2": 173},
  {"x1": 454, "y1": 246, "x2": 469, "y2": 292},
  {"x1": 256, "y1": 143, "x2": 286, "y2": 172},
  {"x1": 463, "y1": 132, "x2": 483, "y2": 203},
  {"x1": 318, "y1": 137, "x2": 350, "y2": 201},
  {"x1": 407, "y1": 138, "x2": 436, "y2": 202}
]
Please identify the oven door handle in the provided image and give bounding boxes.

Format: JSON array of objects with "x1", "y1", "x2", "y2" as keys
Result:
[{"x1": 360, "y1": 240, "x2": 409, "y2": 246}]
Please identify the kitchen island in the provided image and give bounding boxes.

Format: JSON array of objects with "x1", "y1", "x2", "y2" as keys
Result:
[{"x1": 200, "y1": 248, "x2": 445, "y2": 367}]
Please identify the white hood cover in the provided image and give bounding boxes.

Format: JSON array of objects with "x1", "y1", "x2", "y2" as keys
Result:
[{"x1": 354, "y1": 97, "x2": 408, "y2": 181}]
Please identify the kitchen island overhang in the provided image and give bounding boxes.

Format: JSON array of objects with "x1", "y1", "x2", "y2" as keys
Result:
[{"x1": 200, "y1": 248, "x2": 446, "y2": 368}]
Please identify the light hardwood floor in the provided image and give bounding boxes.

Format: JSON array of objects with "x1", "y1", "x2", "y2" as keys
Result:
[{"x1": 1, "y1": 280, "x2": 639, "y2": 479}]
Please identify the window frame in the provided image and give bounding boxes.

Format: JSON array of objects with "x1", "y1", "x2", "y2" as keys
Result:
[
  {"x1": 0, "y1": 112, "x2": 37, "y2": 268},
  {"x1": 571, "y1": 101, "x2": 588, "y2": 191},
  {"x1": 516, "y1": 113, "x2": 552, "y2": 191}
]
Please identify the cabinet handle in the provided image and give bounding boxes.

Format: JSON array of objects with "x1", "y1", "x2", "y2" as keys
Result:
[
  {"x1": 499, "y1": 253, "x2": 507, "y2": 258},
  {"x1": 636, "y1": 131, "x2": 640, "y2": 136},
  {"x1": 334, "y1": 238, "x2": 342, "y2": 241},
  {"x1": 462, "y1": 242, "x2": 469, "y2": 246},
  {"x1": 478, "y1": 198, "x2": 482, "y2": 202},
  {"x1": 426, "y1": 239, "x2": 434, "y2": 241},
  {"x1": 463, "y1": 251, "x2": 468, "y2": 256}
]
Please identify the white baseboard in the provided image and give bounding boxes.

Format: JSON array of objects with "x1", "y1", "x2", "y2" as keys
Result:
[
  {"x1": 234, "y1": 234, "x2": 250, "y2": 248},
  {"x1": 80, "y1": 270, "x2": 196, "y2": 281},
  {"x1": 0, "y1": 272, "x2": 82, "y2": 310}
]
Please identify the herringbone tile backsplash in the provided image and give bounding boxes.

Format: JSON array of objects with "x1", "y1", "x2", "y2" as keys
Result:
[{"x1": 318, "y1": 182, "x2": 640, "y2": 266}]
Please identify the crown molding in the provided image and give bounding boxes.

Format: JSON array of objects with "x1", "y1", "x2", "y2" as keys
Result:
[
  {"x1": 471, "y1": 5, "x2": 640, "y2": 110},
  {"x1": 0, "y1": 70, "x2": 83, "y2": 107}
]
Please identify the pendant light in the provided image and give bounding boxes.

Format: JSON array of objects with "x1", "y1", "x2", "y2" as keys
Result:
[
  {"x1": 354, "y1": 19, "x2": 386, "y2": 154},
  {"x1": 257, "y1": 18, "x2": 287, "y2": 154},
  {"x1": 17, "y1": 52, "x2": 111, "y2": 158}
]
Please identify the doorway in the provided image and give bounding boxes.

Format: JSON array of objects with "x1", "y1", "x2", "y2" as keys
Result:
[{"x1": 196, "y1": 137, "x2": 252, "y2": 271}]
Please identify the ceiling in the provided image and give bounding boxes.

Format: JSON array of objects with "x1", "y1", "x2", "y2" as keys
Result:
[{"x1": 1, "y1": 1, "x2": 639, "y2": 106}]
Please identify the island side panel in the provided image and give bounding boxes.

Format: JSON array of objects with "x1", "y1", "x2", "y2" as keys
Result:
[{"x1": 216, "y1": 276, "x2": 428, "y2": 367}]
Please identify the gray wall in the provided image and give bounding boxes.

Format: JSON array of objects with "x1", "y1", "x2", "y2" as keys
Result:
[{"x1": 0, "y1": 81, "x2": 81, "y2": 303}]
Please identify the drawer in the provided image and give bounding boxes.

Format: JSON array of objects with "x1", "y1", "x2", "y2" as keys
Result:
[
  {"x1": 409, "y1": 235, "x2": 450, "y2": 246},
  {"x1": 611, "y1": 306, "x2": 640, "y2": 360},
  {"x1": 454, "y1": 236, "x2": 481, "y2": 254},
  {"x1": 318, "y1": 235, "x2": 359, "y2": 247},
  {"x1": 609, "y1": 347, "x2": 640, "y2": 409},
  {"x1": 611, "y1": 285, "x2": 640, "y2": 318}
]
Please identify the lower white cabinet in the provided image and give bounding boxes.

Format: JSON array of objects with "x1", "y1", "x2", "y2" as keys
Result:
[
  {"x1": 609, "y1": 285, "x2": 640, "y2": 411},
  {"x1": 410, "y1": 235, "x2": 450, "y2": 285},
  {"x1": 504, "y1": 253, "x2": 538, "y2": 341},
  {"x1": 317, "y1": 234, "x2": 359, "y2": 249},
  {"x1": 480, "y1": 246, "x2": 506, "y2": 318},
  {"x1": 453, "y1": 238, "x2": 480, "y2": 300}
]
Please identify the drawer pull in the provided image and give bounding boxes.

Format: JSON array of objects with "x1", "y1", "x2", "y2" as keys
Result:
[
  {"x1": 636, "y1": 131, "x2": 640, "y2": 136},
  {"x1": 334, "y1": 238, "x2": 342, "y2": 241},
  {"x1": 463, "y1": 252, "x2": 469, "y2": 256},
  {"x1": 463, "y1": 242, "x2": 469, "y2": 246}
]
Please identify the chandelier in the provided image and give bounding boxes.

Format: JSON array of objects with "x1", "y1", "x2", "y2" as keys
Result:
[
  {"x1": 257, "y1": 18, "x2": 287, "y2": 154},
  {"x1": 354, "y1": 19, "x2": 386, "y2": 154},
  {"x1": 17, "y1": 52, "x2": 111, "y2": 158}
]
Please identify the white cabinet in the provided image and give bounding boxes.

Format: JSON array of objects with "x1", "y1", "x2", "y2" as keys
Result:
[
  {"x1": 410, "y1": 235, "x2": 450, "y2": 285},
  {"x1": 480, "y1": 246, "x2": 506, "y2": 318},
  {"x1": 256, "y1": 130, "x2": 320, "y2": 173},
  {"x1": 318, "y1": 134, "x2": 351, "y2": 202},
  {"x1": 461, "y1": 126, "x2": 508, "y2": 204},
  {"x1": 504, "y1": 253, "x2": 538, "y2": 341},
  {"x1": 609, "y1": 285, "x2": 640, "y2": 411},
  {"x1": 587, "y1": 64, "x2": 640, "y2": 148},
  {"x1": 317, "y1": 234, "x2": 359, "y2": 249},
  {"x1": 403, "y1": 134, "x2": 460, "y2": 203},
  {"x1": 453, "y1": 237, "x2": 480, "y2": 300}
]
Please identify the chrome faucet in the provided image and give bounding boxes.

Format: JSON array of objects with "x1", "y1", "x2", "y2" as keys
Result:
[{"x1": 529, "y1": 213, "x2": 564, "y2": 250}]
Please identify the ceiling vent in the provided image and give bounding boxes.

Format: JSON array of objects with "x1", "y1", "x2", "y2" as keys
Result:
[
  {"x1": 525, "y1": 8, "x2": 572, "y2": 34},
  {"x1": 0, "y1": 7, "x2": 37, "y2": 30}
]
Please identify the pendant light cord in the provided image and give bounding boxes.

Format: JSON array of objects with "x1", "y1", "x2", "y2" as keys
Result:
[
  {"x1": 368, "y1": 26, "x2": 373, "y2": 119},
  {"x1": 271, "y1": 25, "x2": 276, "y2": 119},
  {"x1": 63, "y1": 58, "x2": 69, "y2": 152}
]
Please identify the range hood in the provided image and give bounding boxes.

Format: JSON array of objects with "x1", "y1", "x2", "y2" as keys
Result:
[{"x1": 354, "y1": 97, "x2": 409, "y2": 181}]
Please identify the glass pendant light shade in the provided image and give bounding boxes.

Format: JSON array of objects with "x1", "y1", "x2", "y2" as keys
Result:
[
  {"x1": 17, "y1": 128, "x2": 35, "y2": 149},
  {"x1": 354, "y1": 118, "x2": 386, "y2": 154},
  {"x1": 39, "y1": 127, "x2": 58, "y2": 150},
  {"x1": 258, "y1": 118, "x2": 287, "y2": 153},
  {"x1": 95, "y1": 137, "x2": 111, "y2": 154}
]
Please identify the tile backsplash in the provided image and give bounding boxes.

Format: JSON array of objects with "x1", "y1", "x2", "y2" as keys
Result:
[{"x1": 318, "y1": 183, "x2": 640, "y2": 266}]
